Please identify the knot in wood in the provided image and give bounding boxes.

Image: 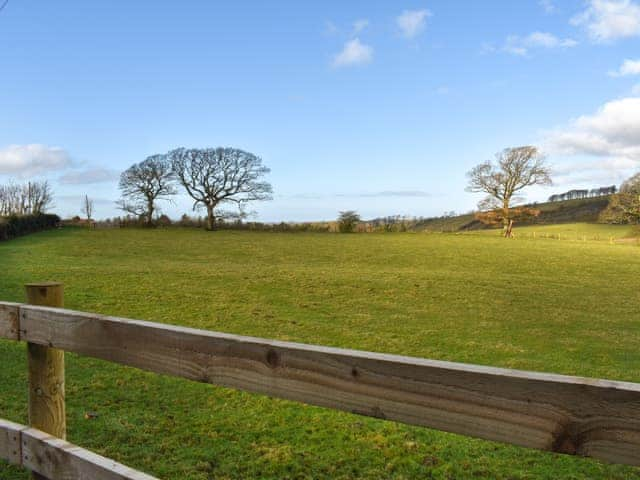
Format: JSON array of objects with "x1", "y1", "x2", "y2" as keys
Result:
[{"x1": 266, "y1": 349, "x2": 280, "y2": 368}]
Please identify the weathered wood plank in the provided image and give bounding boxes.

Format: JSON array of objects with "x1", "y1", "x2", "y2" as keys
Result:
[
  {"x1": 0, "y1": 418, "x2": 25, "y2": 466},
  {"x1": 25, "y1": 283, "x2": 66, "y2": 447},
  {"x1": 21, "y1": 427, "x2": 158, "y2": 480},
  {"x1": 15, "y1": 303, "x2": 640, "y2": 466},
  {"x1": 0, "y1": 302, "x2": 20, "y2": 340}
]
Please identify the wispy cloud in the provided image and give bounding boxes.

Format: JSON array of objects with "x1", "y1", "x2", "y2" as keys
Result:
[
  {"x1": 550, "y1": 158, "x2": 635, "y2": 185},
  {"x1": 332, "y1": 38, "x2": 373, "y2": 68},
  {"x1": 503, "y1": 32, "x2": 578, "y2": 56},
  {"x1": 288, "y1": 190, "x2": 433, "y2": 200},
  {"x1": 608, "y1": 58, "x2": 640, "y2": 76},
  {"x1": 396, "y1": 9, "x2": 432, "y2": 38},
  {"x1": 539, "y1": 0, "x2": 557, "y2": 14},
  {"x1": 59, "y1": 167, "x2": 119, "y2": 185},
  {"x1": 571, "y1": 0, "x2": 640, "y2": 42},
  {"x1": 57, "y1": 194, "x2": 113, "y2": 206},
  {"x1": 0, "y1": 144, "x2": 73, "y2": 177},
  {"x1": 352, "y1": 18, "x2": 369, "y2": 35},
  {"x1": 324, "y1": 21, "x2": 339, "y2": 36},
  {"x1": 344, "y1": 190, "x2": 433, "y2": 198}
]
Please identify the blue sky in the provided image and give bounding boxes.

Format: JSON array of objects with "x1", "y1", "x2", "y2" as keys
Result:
[{"x1": 1, "y1": 0, "x2": 640, "y2": 221}]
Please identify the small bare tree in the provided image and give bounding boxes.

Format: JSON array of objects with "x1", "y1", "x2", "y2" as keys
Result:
[
  {"x1": 466, "y1": 146, "x2": 551, "y2": 237},
  {"x1": 0, "y1": 183, "x2": 21, "y2": 216},
  {"x1": 81, "y1": 194, "x2": 94, "y2": 223},
  {"x1": 169, "y1": 147, "x2": 272, "y2": 230},
  {"x1": 26, "y1": 180, "x2": 54, "y2": 214},
  {"x1": 117, "y1": 154, "x2": 176, "y2": 227}
]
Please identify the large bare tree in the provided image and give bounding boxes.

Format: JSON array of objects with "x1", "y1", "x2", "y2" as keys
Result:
[
  {"x1": 466, "y1": 146, "x2": 552, "y2": 236},
  {"x1": 117, "y1": 154, "x2": 176, "y2": 226},
  {"x1": 169, "y1": 147, "x2": 272, "y2": 230}
]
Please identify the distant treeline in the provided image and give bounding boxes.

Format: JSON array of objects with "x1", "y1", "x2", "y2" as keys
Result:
[
  {"x1": 0, "y1": 214, "x2": 60, "y2": 241},
  {"x1": 548, "y1": 186, "x2": 616, "y2": 202},
  {"x1": 88, "y1": 212, "x2": 464, "y2": 233}
]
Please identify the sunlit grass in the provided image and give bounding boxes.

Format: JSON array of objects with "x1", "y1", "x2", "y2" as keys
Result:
[
  {"x1": 0, "y1": 228, "x2": 638, "y2": 479},
  {"x1": 470, "y1": 222, "x2": 637, "y2": 242}
]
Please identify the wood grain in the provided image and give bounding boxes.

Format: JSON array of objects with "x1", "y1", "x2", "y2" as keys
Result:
[
  {"x1": 25, "y1": 283, "x2": 66, "y2": 480},
  {"x1": 24, "y1": 285, "x2": 66, "y2": 443},
  {"x1": 0, "y1": 418, "x2": 158, "y2": 479},
  {"x1": 21, "y1": 427, "x2": 158, "y2": 480},
  {"x1": 0, "y1": 302, "x2": 20, "y2": 341},
  {"x1": 12, "y1": 303, "x2": 640, "y2": 466},
  {"x1": 0, "y1": 418, "x2": 24, "y2": 466}
]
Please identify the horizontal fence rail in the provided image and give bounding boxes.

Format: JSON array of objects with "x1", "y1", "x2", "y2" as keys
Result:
[
  {"x1": 0, "y1": 418, "x2": 158, "y2": 480},
  {"x1": 1, "y1": 301, "x2": 640, "y2": 469}
]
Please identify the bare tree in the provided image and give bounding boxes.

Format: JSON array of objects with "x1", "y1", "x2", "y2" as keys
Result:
[
  {"x1": 0, "y1": 181, "x2": 53, "y2": 216},
  {"x1": 0, "y1": 183, "x2": 21, "y2": 216},
  {"x1": 117, "y1": 154, "x2": 176, "y2": 227},
  {"x1": 81, "y1": 195, "x2": 94, "y2": 222},
  {"x1": 26, "y1": 181, "x2": 54, "y2": 214},
  {"x1": 169, "y1": 147, "x2": 272, "y2": 230},
  {"x1": 466, "y1": 146, "x2": 552, "y2": 237}
]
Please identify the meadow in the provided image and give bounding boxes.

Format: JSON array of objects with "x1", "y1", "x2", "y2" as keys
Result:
[
  {"x1": 471, "y1": 222, "x2": 638, "y2": 242},
  {"x1": 0, "y1": 227, "x2": 639, "y2": 479}
]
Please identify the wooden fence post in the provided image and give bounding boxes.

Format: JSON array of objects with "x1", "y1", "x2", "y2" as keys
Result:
[{"x1": 25, "y1": 282, "x2": 65, "y2": 480}]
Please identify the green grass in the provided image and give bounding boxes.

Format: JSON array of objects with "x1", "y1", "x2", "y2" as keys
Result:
[
  {"x1": 0, "y1": 228, "x2": 639, "y2": 479},
  {"x1": 416, "y1": 196, "x2": 614, "y2": 232},
  {"x1": 471, "y1": 222, "x2": 638, "y2": 241}
]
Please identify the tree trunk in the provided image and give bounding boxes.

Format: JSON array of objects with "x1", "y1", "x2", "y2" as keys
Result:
[
  {"x1": 206, "y1": 205, "x2": 215, "y2": 231},
  {"x1": 146, "y1": 201, "x2": 154, "y2": 227},
  {"x1": 505, "y1": 219, "x2": 514, "y2": 238},
  {"x1": 502, "y1": 199, "x2": 511, "y2": 237}
]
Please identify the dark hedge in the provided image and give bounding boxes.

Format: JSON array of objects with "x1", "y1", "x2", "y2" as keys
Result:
[{"x1": 0, "y1": 214, "x2": 60, "y2": 241}]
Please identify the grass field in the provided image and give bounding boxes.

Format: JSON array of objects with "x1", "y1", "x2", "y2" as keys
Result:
[
  {"x1": 1, "y1": 228, "x2": 639, "y2": 479},
  {"x1": 471, "y1": 222, "x2": 638, "y2": 241}
]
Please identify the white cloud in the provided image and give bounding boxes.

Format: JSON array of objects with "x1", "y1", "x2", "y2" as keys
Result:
[
  {"x1": 571, "y1": 0, "x2": 640, "y2": 42},
  {"x1": 539, "y1": 0, "x2": 557, "y2": 14},
  {"x1": 332, "y1": 38, "x2": 373, "y2": 68},
  {"x1": 608, "y1": 58, "x2": 640, "y2": 76},
  {"x1": 396, "y1": 9, "x2": 432, "y2": 38},
  {"x1": 59, "y1": 167, "x2": 119, "y2": 185},
  {"x1": 352, "y1": 19, "x2": 369, "y2": 35},
  {"x1": 503, "y1": 31, "x2": 578, "y2": 56},
  {"x1": 545, "y1": 97, "x2": 640, "y2": 181},
  {"x1": 0, "y1": 144, "x2": 73, "y2": 177}
]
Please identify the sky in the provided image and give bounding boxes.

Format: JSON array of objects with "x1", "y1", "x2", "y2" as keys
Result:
[{"x1": 1, "y1": 0, "x2": 640, "y2": 221}]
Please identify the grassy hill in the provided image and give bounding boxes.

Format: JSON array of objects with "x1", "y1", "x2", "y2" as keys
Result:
[
  {"x1": 1, "y1": 228, "x2": 639, "y2": 479},
  {"x1": 420, "y1": 196, "x2": 614, "y2": 233}
]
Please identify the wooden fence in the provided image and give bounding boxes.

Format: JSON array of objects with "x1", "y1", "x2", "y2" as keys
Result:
[{"x1": 0, "y1": 284, "x2": 639, "y2": 479}]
